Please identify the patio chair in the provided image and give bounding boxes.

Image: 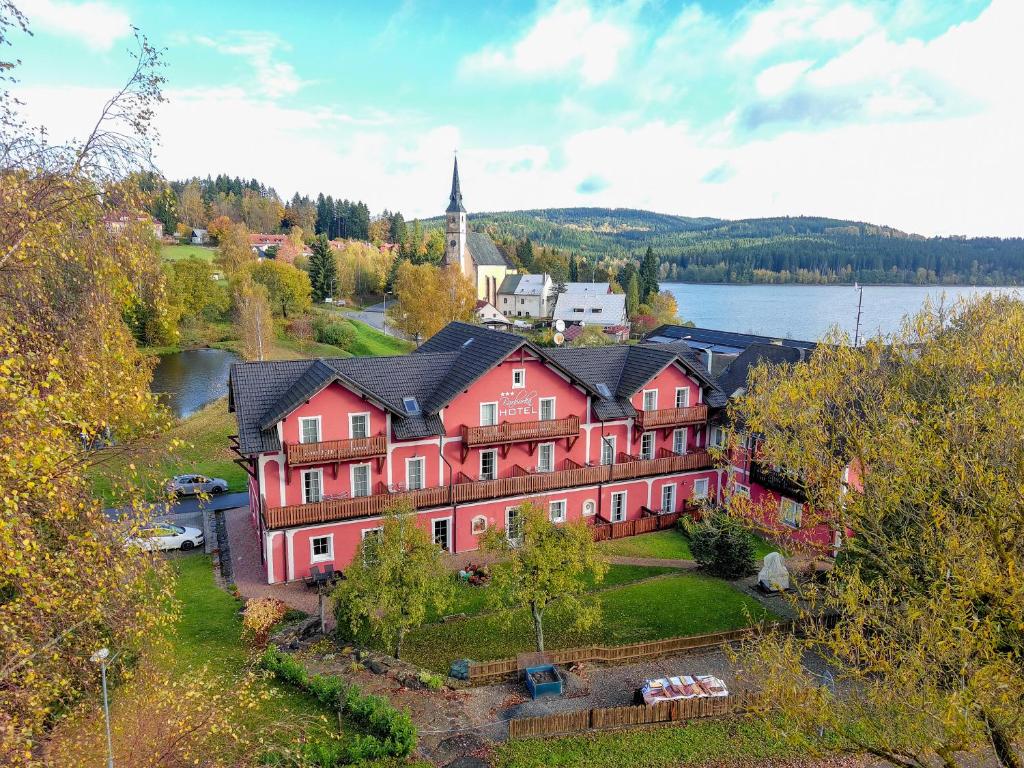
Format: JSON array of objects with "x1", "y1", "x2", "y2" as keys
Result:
[{"x1": 304, "y1": 564, "x2": 322, "y2": 588}]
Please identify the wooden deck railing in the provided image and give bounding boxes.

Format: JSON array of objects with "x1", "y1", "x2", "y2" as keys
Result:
[
  {"x1": 462, "y1": 415, "x2": 580, "y2": 447},
  {"x1": 265, "y1": 449, "x2": 716, "y2": 529},
  {"x1": 285, "y1": 435, "x2": 386, "y2": 466},
  {"x1": 635, "y1": 404, "x2": 708, "y2": 430}
]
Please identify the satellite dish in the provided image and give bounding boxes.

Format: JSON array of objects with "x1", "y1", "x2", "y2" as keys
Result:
[
  {"x1": 553, "y1": 332, "x2": 565, "y2": 346},
  {"x1": 553, "y1": 319, "x2": 566, "y2": 332}
]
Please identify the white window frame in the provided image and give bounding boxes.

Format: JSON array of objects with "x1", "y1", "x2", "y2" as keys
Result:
[
  {"x1": 506, "y1": 505, "x2": 524, "y2": 544},
  {"x1": 673, "y1": 428, "x2": 687, "y2": 455},
  {"x1": 298, "y1": 416, "x2": 321, "y2": 444},
  {"x1": 350, "y1": 463, "x2": 371, "y2": 497},
  {"x1": 479, "y1": 449, "x2": 498, "y2": 481},
  {"x1": 600, "y1": 435, "x2": 616, "y2": 465},
  {"x1": 360, "y1": 526, "x2": 383, "y2": 564},
  {"x1": 406, "y1": 456, "x2": 425, "y2": 491},
  {"x1": 781, "y1": 497, "x2": 803, "y2": 528},
  {"x1": 432, "y1": 516, "x2": 453, "y2": 551},
  {"x1": 349, "y1": 412, "x2": 370, "y2": 439},
  {"x1": 710, "y1": 427, "x2": 726, "y2": 448},
  {"x1": 640, "y1": 432, "x2": 654, "y2": 461},
  {"x1": 732, "y1": 482, "x2": 751, "y2": 499},
  {"x1": 675, "y1": 387, "x2": 690, "y2": 409},
  {"x1": 660, "y1": 484, "x2": 676, "y2": 514},
  {"x1": 537, "y1": 442, "x2": 555, "y2": 473},
  {"x1": 610, "y1": 491, "x2": 627, "y2": 522},
  {"x1": 301, "y1": 469, "x2": 323, "y2": 504},
  {"x1": 512, "y1": 368, "x2": 526, "y2": 388},
  {"x1": 480, "y1": 402, "x2": 498, "y2": 427},
  {"x1": 549, "y1": 499, "x2": 567, "y2": 523},
  {"x1": 471, "y1": 515, "x2": 488, "y2": 535},
  {"x1": 642, "y1": 389, "x2": 658, "y2": 411},
  {"x1": 310, "y1": 534, "x2": 333, "y2": 563},
  {"x1": 539, "y1": 397, "x2": 556, "y2": 421},
  {"x1": 693, "y1": 478, "x2": 709, "y2": 500}
]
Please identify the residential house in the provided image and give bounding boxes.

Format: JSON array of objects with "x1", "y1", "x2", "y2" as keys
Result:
[
  {"x1": 191, "y1": 228, "x2": 208, "y2": 245},
  {"x1": 228, "y1": 321, "x2": 726, "y2": 583},
  {"x1": 496, "y1": 274, "x2": 553, "y2": 318},
  {"x1": 102, "y1": 213, "x2": 163, "y2": 239},
  {"x1": 553, "y1": 292, "x2": 628, "y2": 333},
  {"x1": 474, "y1": 300, "x2": 512, "y2": 328},
  {"x1": 562, "y1": 282, "x2": 611, "y2": 295}
]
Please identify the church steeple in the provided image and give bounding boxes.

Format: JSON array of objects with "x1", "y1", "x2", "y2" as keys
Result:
[{"x1": 447, "y1": 156, "x2": 466, "y2": 213}]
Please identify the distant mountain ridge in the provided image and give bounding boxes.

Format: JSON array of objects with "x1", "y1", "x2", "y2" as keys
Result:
[{"x1": 421, "y1": 208, "x2": 1022, "y2": 286}]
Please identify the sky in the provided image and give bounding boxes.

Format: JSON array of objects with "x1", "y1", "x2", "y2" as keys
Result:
[{"x1": 8, "y1": 0, "x2": 1023, "y2": 236}]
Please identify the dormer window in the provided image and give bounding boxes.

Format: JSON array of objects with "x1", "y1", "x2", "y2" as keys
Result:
[
  {"x1": 512, "y1": 368, "x2": 525, "y2": 388},
  {"x1": 403, "y1": 397, "x2": 420, "y2": 415}
]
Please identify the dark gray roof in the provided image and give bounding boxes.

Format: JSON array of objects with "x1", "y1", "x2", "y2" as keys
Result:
[
  {"x1": 497, "y1": 274, "x2": 522, "y2": 294},
  {"x1": 716, "y1": 342, "x2": 809, "y2": 398},
  {"x1": 466, "y1": 231, "x2": 509, "y2": 266},
  {"x1": 446, "y1": 157, "x2": 465, "y2": 214},
  {"x1": 644, "y1": 324, "x2": 816, "y2": 354}
]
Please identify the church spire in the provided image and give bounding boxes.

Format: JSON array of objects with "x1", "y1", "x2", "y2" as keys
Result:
[{"x1": 446, "y1": 155, "x2": 466, "y2": 213}]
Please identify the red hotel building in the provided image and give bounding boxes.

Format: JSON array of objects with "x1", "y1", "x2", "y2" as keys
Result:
[{"x1": 229, "y1": 321, "x2": 728, "y2": 584}]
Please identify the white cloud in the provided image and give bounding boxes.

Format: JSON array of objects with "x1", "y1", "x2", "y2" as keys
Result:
[
  {"x1": 19, "y1": 0, "x2": 131, "y2": 51},
  {"x1": 755, "y1": 59, "x2": 815, "y2": 96},
  {"x1": 459, "y1": 0, "x2": 634, "y2": 85},
  {"x1": 194, "y1": 31, "x2": 309, "y2": 98},
  {"x1": 729, "y1": 0, "x2": 877, "y2": 59}
]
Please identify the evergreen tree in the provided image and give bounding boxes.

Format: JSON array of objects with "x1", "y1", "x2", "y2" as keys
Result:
[
  {"x1": 516, "y1": 238, "x2": 535, "y2": 271},
  {"x1": 568, "y1": 252, "x2": 579, "y2": 282},
  {"x1": 389, "y1": 211, "x2": 407, "y2": 246},
  {"x1": 639, "y1": 246, "x2": 659, "y2": 302},
  {"x1": 308, "y1": 234, "x2": 337, "y2": 302},
  {"x1": 618, "y1": 261, "x2": 637, "y2": 296},
  {"x1": 626, "y1": 273, "x2": 640, "y2": 318}
]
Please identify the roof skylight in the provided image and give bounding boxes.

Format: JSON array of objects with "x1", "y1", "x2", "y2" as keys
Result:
[{"x1": 403, "y1": 396, "x2": 421, "y2": 415}]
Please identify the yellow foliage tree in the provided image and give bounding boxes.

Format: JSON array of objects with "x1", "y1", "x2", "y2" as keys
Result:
[
  {"x1": 388, "y1": 262, "x2": 476, "y2": 341},
  {"x1": 730, "y1": 296, "x2": 1024, "y2": 768}
]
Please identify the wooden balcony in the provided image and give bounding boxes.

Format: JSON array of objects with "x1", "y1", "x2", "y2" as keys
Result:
[
  {"x1": 462, "y1": 415, "x2": 580, "y2": 448},
  {"x1": 264, "y1": 450, "x2": 716, "y2": 529},
  {"x1": 750, "y1": 461, "x2": 806, "y2": 502},
  {"x1": 285, "y1": 435, "x2": 386, "y2": 466},
  {"x1": 264, "y1": 482, "x2": 449, "y2": 529},
  {"x1": 634, "y1": 404, "x2": 708, "y2": 430}
]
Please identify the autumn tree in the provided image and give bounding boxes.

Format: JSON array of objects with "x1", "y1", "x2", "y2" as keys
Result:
[
  {"x1": 249, "y1": 259, "x2": 311, "y2": 318},
  {"x1": 178, "y1": 179, "x2": 206, "y2": 227},
  {"x1": 731, "y1": 296, "x2": 1024, "y2": 768},
  {"x1": 481, "y1": 502, "x2": 607, "y2": 652},
  {"x1": 308, "y1": 233, "x2": 337, "y2": 302},
  {"x1": 646, "y1": 290, "x2": 681, "y2": 324},
  {"x1": 167, "y1": 257, "x2": 229, "y2": 323},
  {"x1": 232, "y1": 273, "x2": 273, "y2": 361},
  {"x1": 332, "y1": 505, "x2": 453, "y2": 659},
  {"x1": 240, "y1": 188, "x2": 284, "y2": 233},
  {"x1": 388, "y1": 262, "x2": 475, "y2": 341},
  {"x1": 217, "y1": 220, "x2": 254, "y2": 274},
  {"x1": 571, "y1": 325, "x2": 612, "y2": 347},
  {"x1": 0, "y1": 13, "x2": 174, "y2": 764}
]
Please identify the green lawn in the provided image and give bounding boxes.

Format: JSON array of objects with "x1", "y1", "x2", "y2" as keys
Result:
[
  {"x1": 345, "y1": 317, "x2": 413, "y2": 356},
  {"x1": 88, "y1": 397, "x2": 246, "y2": 506},
  {"x1": 403, "y1": 572, "x2": 776, "y2": 673},
  {"x1": 160, "y1": 243, "x2": 217, "y2": 262},
  {"x1": 494, "y1": 715, "x2": 828, "y2": 768},
  {"x1": 599, "y1": 529, "x2": 783, "y2": 563}
]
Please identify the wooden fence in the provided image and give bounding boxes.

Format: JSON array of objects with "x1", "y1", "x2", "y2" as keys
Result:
[
  {"x1": 592, "y1": 509, "x2": 683, "y2": 541},
  {"x1": 508, "y1": 690, "x2": 763, "y2": 739},
  {"x1": 466, "y1": 627, "x2": 759, "y2": 684}
]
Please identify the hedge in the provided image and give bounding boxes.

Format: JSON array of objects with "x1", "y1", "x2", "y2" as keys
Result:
[{"x1": 261, "y1": 648, "x2": 417, "y2": 761}]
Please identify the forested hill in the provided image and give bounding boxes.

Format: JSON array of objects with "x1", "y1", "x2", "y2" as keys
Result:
[{"x1": 423, "y1": 208, "x2": 1024, "y2": 286}]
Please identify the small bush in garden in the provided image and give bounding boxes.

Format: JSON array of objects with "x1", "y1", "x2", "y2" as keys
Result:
[
  {"x1": 242, "y1": 597, "x2": 289, "y2": 648},
  {"x1": 418, "y1": 670, "x2": 445, "y2": 691},
  {"x1": 312, "y1": 316, "x2": 355, "y2": 348},
  {"x1": 682, "y1": 511, "x2": 757, "y2": 579},
  {"x1": 286, "y1": 315, "x2": 314, "y2": 341}
]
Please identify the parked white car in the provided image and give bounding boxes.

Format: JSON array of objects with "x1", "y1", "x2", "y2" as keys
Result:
[
  {"x1": 127, "y1": 523, "x2": 205, "y2": 552},
  {"x1": 166, "y1": 474, "x2": 228, "y2": 497}
]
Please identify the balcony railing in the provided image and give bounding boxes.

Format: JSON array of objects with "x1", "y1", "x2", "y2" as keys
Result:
[
  {"x1": 750, "y1": 461, "x2": 806, "y2": 502},
  {"x1": 264, "y1": 448, "x2": 715, "y2": 529},
  {"x1": 285, "y1": 435, "x2": 386, "y2": 466},
  {"x1": 462, "y1": 415, "x2": 580, "y2": 447},
  {"x1": 634, "y1": 404, "x2": 708, "y2": 430}
]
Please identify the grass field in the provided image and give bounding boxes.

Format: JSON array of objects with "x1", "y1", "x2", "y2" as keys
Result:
[
  {"x1": 88, "y1": 397, "x2": 246, "y2": 506},
  {"x1": 599, "y1": 528, "x2": 783, "y2": 563},
  {"x1": 403, "y1": 571, "x2": 775, "y2": 673},
  {"x1": 160, "y1": 243, "x2": 217, "y2": 262},
  {"x1": 494, "y1": 715, "x2": 829, "y2": 768}
]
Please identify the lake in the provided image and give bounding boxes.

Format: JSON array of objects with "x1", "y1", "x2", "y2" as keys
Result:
[
  {"x1": 151, "y1": 348, "x2": 239, "y2": 419},
  {"x1": 661, "y1": 283, "x2": 1018, "y2": 341}
]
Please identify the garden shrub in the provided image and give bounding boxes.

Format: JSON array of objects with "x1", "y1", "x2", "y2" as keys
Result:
[
  {"x1": 418, "y1": 671, "x2": 445, "y2": 691},
  {"x1": 312, "y1": 317, "x2": 355, "y2": 348},
  {"x1": 260, "y1": 648, "x2": 417, "y2": 759},
  {"x1": 681, "y1": 511, "x2": 757, "y2": 579},
  {"x1": 242, "y1": 597, "x2": 288, "y2": 649}
]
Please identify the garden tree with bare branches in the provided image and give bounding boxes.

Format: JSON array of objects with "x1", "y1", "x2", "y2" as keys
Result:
[
  {"x1": 0, "y1": 6, "x2": 176, "y2": 764},
  {"x1": 388, "y1": 261, "x2": 475, "y2": 341},
  {"x1": 729, "y1": 296, "x2": 1024, "y2": 768},
  {"x1": 232, "y1": 273, "x2": 273, "y2": 361},
  {"x1": 332, "y1": 505, "x2": 453, "y2": 659},
  {"x1": 481, "y1": 502, "x2": 608, "y2": 652}
]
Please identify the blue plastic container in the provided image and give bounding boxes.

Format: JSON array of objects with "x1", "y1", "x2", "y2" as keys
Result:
[{"x1": 524, "y1": 664, "x2": 562, "y2": 699}]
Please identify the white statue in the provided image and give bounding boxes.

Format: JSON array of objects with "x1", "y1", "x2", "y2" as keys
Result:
[{"x1": 758, "y1": 552, "x2": 790, "y2": 592}]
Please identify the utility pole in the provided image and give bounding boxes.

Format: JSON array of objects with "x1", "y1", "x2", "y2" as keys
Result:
[
  {"x1": 382, "y1": 291, "x2": 389, "y2": 336},
  {"x1": 853, "y1": 282, "x2": 864, "y2": 346},
  {"x1": 91, "y1": 648, "x2": 114, "y2": 768}
]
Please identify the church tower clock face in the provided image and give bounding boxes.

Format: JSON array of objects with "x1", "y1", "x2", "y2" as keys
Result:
[{"x1": 450, "y1": 239, "x2": 457, "y2": 248}]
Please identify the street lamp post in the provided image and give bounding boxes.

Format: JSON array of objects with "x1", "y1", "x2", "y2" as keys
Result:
[
  {"x1": 382, "y1": 290, "x2": 388, "y2": 337},
  {"x1": 91, "y1": 647, "x2": 114, "y2": 768}
]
